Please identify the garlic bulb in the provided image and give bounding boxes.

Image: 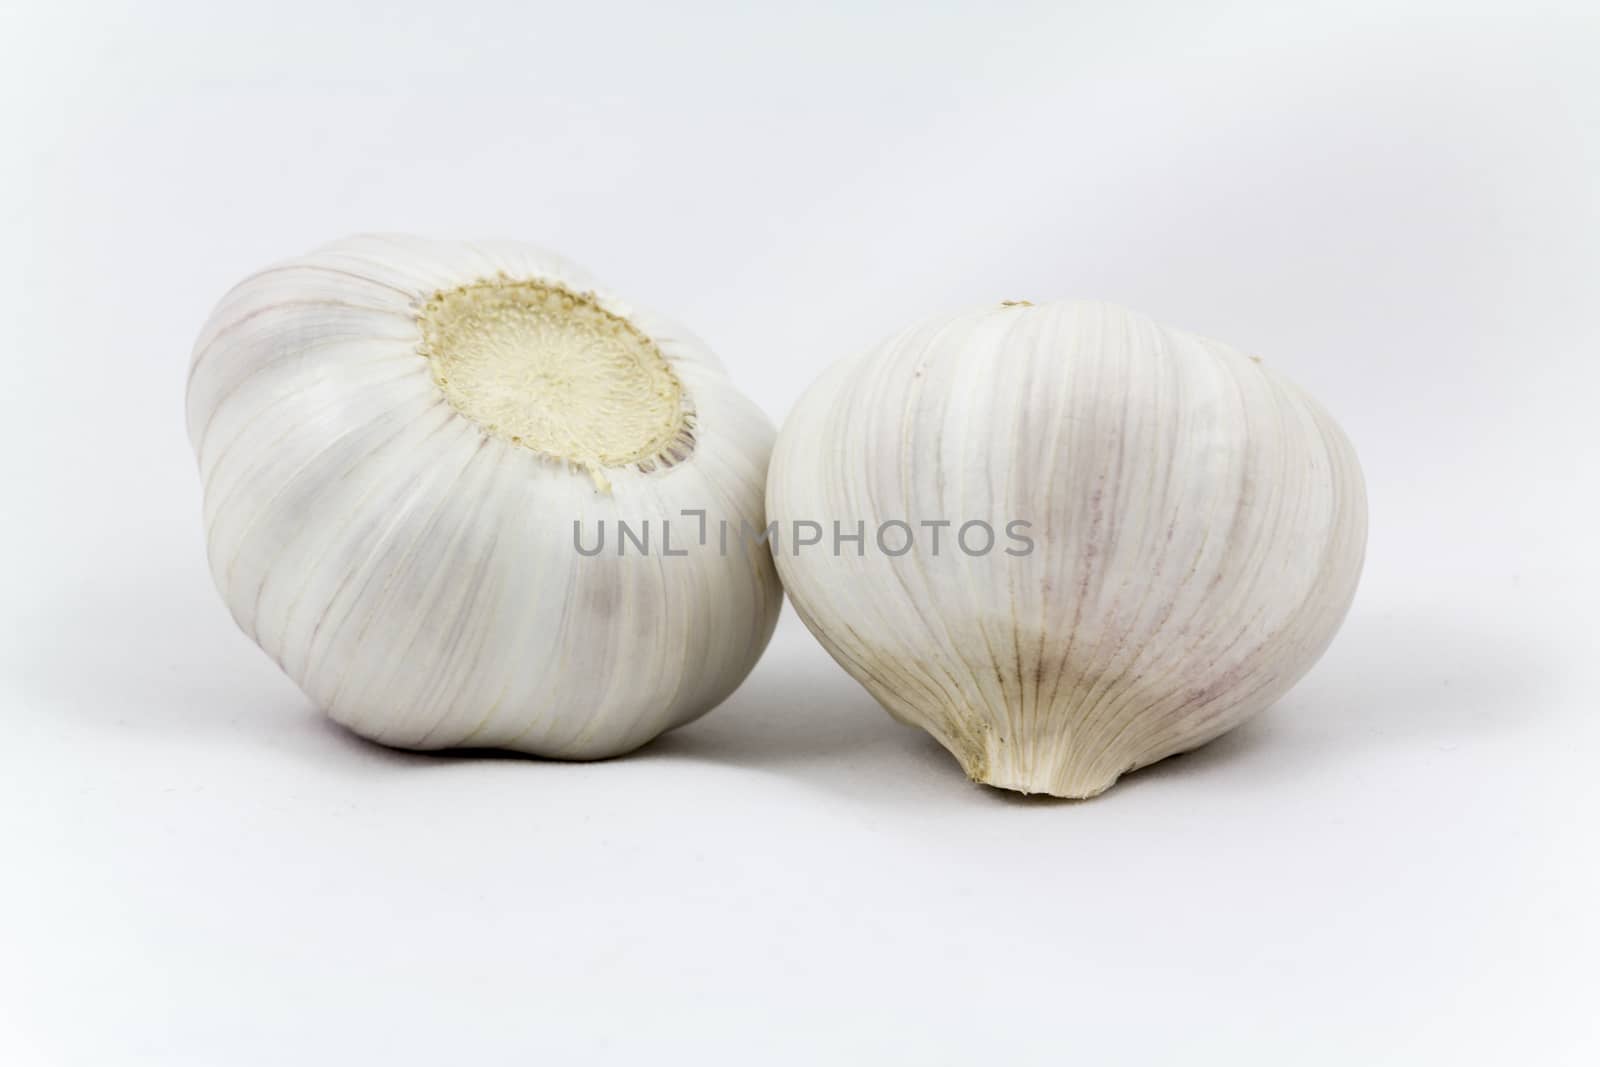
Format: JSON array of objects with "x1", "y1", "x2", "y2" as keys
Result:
[
  {"x1": 187, "y1": 234, "x2": 781, "y2": 758},
  {"x1": 767, "y1": 300, "x2": 1366, "y2": 798}
]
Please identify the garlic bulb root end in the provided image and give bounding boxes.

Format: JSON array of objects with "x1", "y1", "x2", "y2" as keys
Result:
[{"x1": 417, "y1": 277, "x2": 696, "y2": 475}]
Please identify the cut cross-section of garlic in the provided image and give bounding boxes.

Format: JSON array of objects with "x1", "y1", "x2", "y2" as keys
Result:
[
  {"x1": 767, "y1": 300, "x2": 1367, "y2": 798},
  {"x1": 187, "y1": 234, "x2": 781, "y2": 758}
]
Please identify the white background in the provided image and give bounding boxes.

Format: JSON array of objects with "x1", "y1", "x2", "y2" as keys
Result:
[{"x1": 4, "y1": 1, "x2": 1597, "y2": 1063}]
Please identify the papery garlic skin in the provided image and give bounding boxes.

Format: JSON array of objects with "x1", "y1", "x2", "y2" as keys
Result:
[
  {"x1": 188, "y1": 234, "x2": 781, "y2": 758},
  {"x1": 768, "y1": 301, "x2": 1366, "y2": 798}
]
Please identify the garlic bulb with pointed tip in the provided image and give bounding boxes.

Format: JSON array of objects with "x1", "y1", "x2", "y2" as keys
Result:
[
  {"x1": 188, "y1": 234, "x2": 781, "y2": 758},
  {"x1": 767, "y1": 300, "x2": 1366, "y2": 798}
]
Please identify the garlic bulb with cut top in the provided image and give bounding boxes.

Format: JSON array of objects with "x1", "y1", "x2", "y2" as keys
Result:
[
  {"x1": 767, "y1": 300, "x2": 1366, "y2": 798},
  {"x1": 187, "y1": 234, "x2": 781, "y2": 758}
]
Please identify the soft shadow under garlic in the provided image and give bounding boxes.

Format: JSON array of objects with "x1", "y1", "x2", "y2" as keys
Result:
[
  {"x1": 28, "y1": 564, "x2": 1546, "y2": 800},
  {"x1": 305, "y1": 603, "x2": 1544, "y2": 796}
]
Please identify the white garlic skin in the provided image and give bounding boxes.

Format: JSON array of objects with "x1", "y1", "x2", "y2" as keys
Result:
[
  {"x1": 187, "y1": 234, "x2": 781, "y2": 758},
  {"x1": 768, "y1": 300, "x2": 1366, "y2": 798}
]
